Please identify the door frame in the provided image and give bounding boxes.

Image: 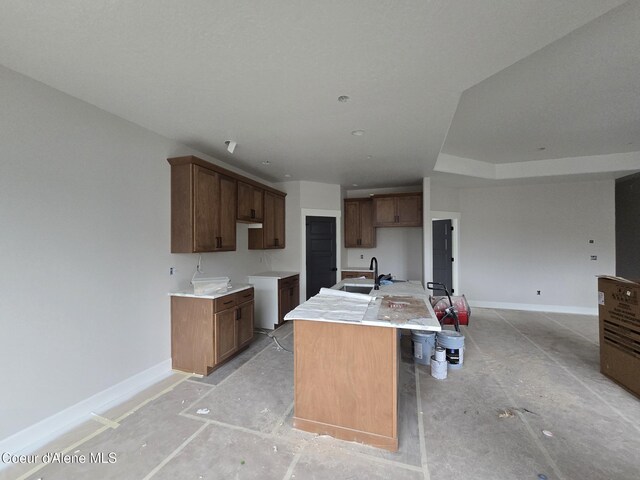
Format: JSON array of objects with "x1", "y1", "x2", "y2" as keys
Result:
[
  {"x1": 431, "y1": 211, "x2": 460, "y2": 295},
  {"x1": 301, "y1": 208, "x2": 342, "y2": 301}
]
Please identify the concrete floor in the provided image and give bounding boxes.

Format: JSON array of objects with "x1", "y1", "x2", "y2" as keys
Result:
[{"x1": 3, "y1": 308, "x2": 640, "y2": 479}]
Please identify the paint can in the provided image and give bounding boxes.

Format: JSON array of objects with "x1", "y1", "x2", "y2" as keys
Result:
[
  {"x1": 434, "y1": 346, "x2": 446, "y2": 362},
  {"x1": 412, "y1": 331, "x2": 436, "y2": 366},
  {"x1": 437, "y1": 330, "x2": 465, "y2": 369},
  {"x1": 430, "y1": 356, "x2": 447, "y2": 379}
]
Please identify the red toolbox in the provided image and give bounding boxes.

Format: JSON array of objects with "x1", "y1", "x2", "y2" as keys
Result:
[{"x1": 429, "y1": 295, "x2": 471, "y2": 326}]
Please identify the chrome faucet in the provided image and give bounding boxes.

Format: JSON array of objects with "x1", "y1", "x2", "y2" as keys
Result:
[{"x1": 369, "y1": 257, "x2": 379, "y2": 290}]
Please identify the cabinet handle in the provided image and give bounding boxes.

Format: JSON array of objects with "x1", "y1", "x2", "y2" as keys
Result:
[
  {"x1": 250, "y1": 209, "x2": 255, "y2": 219},
  {"x1": 236, "y1": 308, "x2": 242, "y2": 320},
  {"x1": 223, "y1": 300, "x2": 233, "y2": 305}
]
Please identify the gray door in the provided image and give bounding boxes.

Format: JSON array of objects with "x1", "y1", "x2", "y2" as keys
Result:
[
  {"x1": 432, "y1": 219, "x2": 453, "y2": 294},
  {"x1": 306, "y1": 216, "x2": 337, "y2": 299}
]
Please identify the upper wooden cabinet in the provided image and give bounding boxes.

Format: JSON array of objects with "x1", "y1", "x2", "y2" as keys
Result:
[
  {"x1": 249, "y1": 191, "x2": 286, "y2": 249},
  {"x1": 372, "y1": 193, "x2": 422, "y2": 227},
  {"x1": 170, "y1": 162, "x2": 237, "y2": 253},
  {"x1": 168, "y1": 156, "x2": 286, "y2": 252},
  {"x1": 237, "y1": 181, "x2": 264, "y2": 223},
  {"x1": 344, "y1": 198, "x2": 375, "y2": 248}
]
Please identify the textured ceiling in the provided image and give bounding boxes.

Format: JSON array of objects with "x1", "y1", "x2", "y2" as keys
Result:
[{"x1": 0, "y1": 0, "x2": 637, "y2": 188}]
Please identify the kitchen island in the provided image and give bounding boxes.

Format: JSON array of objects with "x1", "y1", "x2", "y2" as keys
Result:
[{"x1": 284, "y1": 279, "x2": 440, "y2": 451}]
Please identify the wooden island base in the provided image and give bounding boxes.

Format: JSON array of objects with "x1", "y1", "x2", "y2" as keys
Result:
[{"x1": 293, "y1": 320, "x2": 399, "y2": 451}]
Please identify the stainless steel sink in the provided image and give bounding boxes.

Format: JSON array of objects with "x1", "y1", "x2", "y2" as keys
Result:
[{"x1": 339, "y1": 285, "x2": 373, "y2": 294}]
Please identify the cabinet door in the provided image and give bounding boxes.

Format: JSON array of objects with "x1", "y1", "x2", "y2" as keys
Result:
[
  {"x1": 359, "y1": 199, "x2": 376, "y2": 247},
  {"x1": 278, "y1": 286, "x2": 289, "y2": 326},
  {"x1": 290, "y1": 281, "x2": 300, "y2": 311},
  {"x1": 218, "y1": 174, "x2": 237, "y2": 250},
  {"x1": 252, "y1": 187, "x2": 264, "y2": 222},
  {"x1": 237, "y1": 301, "x2": 254, "y2": 349},
  {"x1": 396, "y1": 194, "x2": 422, "y2": 226},
  {"x1": 278, "y1": 279, "x2": 299, "y2": 326},
  {"x1": 344, "y1": 200, "x2": 361, "y2": 248},
  {"x1": 263, "y1": 192, "x2": 276, "y2": 248},
  {"x1": 373, "y1": 196, "x2": 397, "y2": 226},
  {"x1": 215, "y1": 308, "x2": 237, "y2": 364},
  {"x1": 273, "y1": 194, "x2": 285, "y2": 248},
  {"x1": 263, "y1": 192, "x2": 285, "y2": 249},
  {"x1": 237, "y1": 181, "x2": 254, "y2": 222},
  {"x1": 237, "y1": 182, "x2": 264, "y2": 222},
  {"x1": 193, "y1": 166, "x2": 221, "y2": 252}
]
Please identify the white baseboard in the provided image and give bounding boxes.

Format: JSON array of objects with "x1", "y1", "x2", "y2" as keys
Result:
[
  {"x1": 469, "y1": 300, "x2": 597, "y2": 316},
  {"x1": 0, "y1": 358, "x2": 172, "y2": 464}
]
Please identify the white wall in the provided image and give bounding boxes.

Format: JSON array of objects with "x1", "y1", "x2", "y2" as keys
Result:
[
  {"x1": 0, "y1": 65, "x2": 271, "y2": 446},
  {"x1": 458, "y1": 180, "x2": 615, "y2": 312},
  {"x1": 343, "y1": 228, "x2": 423, "y2": 281},
  {"x1": 430, "y1": 182, "x2": 461, "y2": 212}
]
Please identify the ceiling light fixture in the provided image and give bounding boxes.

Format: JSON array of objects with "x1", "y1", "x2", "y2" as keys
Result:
[
  {"x1": 351, "y1": 130, "x2": 365, "y2": 136},
  {"x1": 284, "y1": 174, "x2": 291, "y2": 178},
  {"x1": 338, "y1": 95, "x2": 350, "y2": 103},
  {"x1": 352, "y1": 183, "x2": 359, "y2": 187},
  {"x1": 261, "y1": 161, "x2": 271, "y2": 166},
  {"x1": 224, "y1": 140, "x2": 237, "y2": 154}
]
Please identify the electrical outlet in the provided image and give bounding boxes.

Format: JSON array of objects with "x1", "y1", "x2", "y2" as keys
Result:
[
  {"x1": 360, "y1": 254, "x2": 364, "y2": 259},
  {"x1": 169, "y1": 267, "x2": 175, "y2": 276},
  {"x1": 536, "y1": 290, "x2": 541, "y2": 295},
  {"x1": 590, "y1": 255, "x2": 597, "y2": 260}
]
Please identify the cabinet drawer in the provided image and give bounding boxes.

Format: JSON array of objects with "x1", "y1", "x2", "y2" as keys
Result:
[
  {"x1": 235, "y1": 288, "x2": 254, "y2": 304},
  {"x1": 341, "y1": 271, "x2": 374, "y2": 280},
  {"x1": 279, "y1": 275, "x2": 299, "y2": 290},
  {"x1": 214, "y1": 294, "x2": 237, "y2": 312}
]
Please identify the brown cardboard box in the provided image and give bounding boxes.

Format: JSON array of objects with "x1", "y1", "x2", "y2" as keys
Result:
[{"x1": 597, "y1": 276, "x2": 640, "y2": 398}]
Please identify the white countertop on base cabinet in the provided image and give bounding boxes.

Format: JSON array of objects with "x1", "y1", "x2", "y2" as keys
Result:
[{"x1": 248, "y1": 271, "x2": 299, "y2": 279}]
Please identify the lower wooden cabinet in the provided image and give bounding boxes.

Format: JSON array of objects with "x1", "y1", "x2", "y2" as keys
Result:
[
  {"x1": 341, "y1": 270, "x2": 374, "y2": 280},
  {"x1": 171, "y1": 288, "x2": 254, "y2": 376},
  {"x1": 278, "y1": 275, "x2": 300, "y2": 328},
  {"x1": 248, "y1": 272, "x2": 299, "y2": 329}
]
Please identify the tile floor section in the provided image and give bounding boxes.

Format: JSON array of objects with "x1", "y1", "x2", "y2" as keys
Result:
[{"x1": 2, "y1": 308, "x2": 640, "y2": 479}]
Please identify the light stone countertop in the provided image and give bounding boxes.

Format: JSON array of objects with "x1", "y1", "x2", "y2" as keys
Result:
[
  {"x1": 285, "y1": 279, "x2": 441, "y2": 332},
  {"x1": 169, "y1": 283, "x2": 252, "y2": 299},
  {"x1": 247, "y1": 271, "x2": 299, "y2": 279}
]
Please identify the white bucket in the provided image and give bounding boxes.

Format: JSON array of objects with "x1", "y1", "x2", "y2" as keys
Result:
[
  {"x1": 431, "y1": 357, "x2": 447, "y2": 379},
  {"x1": 412, "y1": 331, "x2": 436, "y2": 366},
  {"x1": 437, "y1": 330, "x2": 465, "y2": 370}
]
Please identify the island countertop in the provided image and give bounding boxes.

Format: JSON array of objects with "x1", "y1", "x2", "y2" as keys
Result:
[{"x1": 285, "y1": 279, "x2": 441, "y2": 332}]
